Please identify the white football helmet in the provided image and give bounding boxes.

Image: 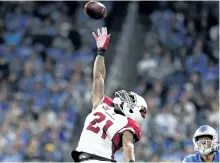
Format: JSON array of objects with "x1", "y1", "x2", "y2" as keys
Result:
[
  {"x1": 193, "y1": 125, "x2": 219, "y2": 155},
  {"x1": 112, "y1": 90, "x2": 147, "y2": 124}
]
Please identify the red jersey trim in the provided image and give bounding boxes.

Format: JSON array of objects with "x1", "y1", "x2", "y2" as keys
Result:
[
  {"x1": 111, "y1": 118, "x2": 142, "y2": 159},
  {"x1": 118, "y1": 118, "x2": 142, "y2": 142},
  {"x1": 103, "y1": 96, "x2": 113, "y2": 107}
]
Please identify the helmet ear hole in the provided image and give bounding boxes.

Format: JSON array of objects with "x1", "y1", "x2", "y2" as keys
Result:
[
  {"x1": 129, "y1": 109, "x2": 133, "y2": 113},
  {"x1": 129, "y1": 95, "x2": 135, "y2": 103}
]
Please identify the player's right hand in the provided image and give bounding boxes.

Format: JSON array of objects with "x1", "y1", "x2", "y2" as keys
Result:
[{"x1": 92, "y1": 27, "x2": 111, "y2": 50}]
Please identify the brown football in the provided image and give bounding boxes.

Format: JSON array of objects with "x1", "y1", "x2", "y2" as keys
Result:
[{"x1": 84, "y1": 1, "x2": 107, "y2": 20}]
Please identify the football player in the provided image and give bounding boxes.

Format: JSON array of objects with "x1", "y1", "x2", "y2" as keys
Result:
[
  {"x1": 71, "y1": 27, "x2": 147, "y2": 162},
  {"x1": 182, "y1": 125, "x2": 219, "y2": 162}
]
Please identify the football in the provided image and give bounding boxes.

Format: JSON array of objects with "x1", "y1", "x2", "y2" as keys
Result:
[{"x1": 84, "y1": 1, "x2": 107, "y2": 20}]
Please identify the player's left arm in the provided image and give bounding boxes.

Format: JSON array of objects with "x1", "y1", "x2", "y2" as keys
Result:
[
  {"x1": 91, "y1": 27, "x2": 111, "y2": 110},
  {"x1": 122, "y1": 131, "x2": 135, "y2": 162}
]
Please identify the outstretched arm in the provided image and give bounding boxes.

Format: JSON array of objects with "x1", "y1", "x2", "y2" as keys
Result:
[
  {"x1": 92, "y1": 27, "x2": 111, "y2": 110},
  {"x1": 92, "y1": 54, "x2": 105, "y2": 109}
]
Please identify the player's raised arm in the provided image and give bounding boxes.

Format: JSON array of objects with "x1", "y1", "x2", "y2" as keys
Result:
[
  {"x1": 122, "y1": 131, "x2": 135, "y2": 162},
  {"x1": 91, "y1": 27, "x2": 111, "y2": 110}
]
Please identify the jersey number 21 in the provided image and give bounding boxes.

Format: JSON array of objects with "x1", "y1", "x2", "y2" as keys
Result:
[{"x1": 87, "y1": 112, "x2": 113, "y2": 139}]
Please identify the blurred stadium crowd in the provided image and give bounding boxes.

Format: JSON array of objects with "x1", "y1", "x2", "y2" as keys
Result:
[
  {"x1": 0, "y1": 1, "x2": 219, "y2": 162},
  {"x1": 133, "y1": 1, "x2": 219, "y2": 162}
]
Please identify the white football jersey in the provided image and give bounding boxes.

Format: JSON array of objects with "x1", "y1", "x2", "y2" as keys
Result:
[{"x1": 75, "y1": 96, "x2": 142, "y2": 160}]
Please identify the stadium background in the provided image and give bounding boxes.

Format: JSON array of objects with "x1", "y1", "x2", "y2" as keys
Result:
[{"x1": 0, "y1": 1, "x2": 219, "y2": 162}]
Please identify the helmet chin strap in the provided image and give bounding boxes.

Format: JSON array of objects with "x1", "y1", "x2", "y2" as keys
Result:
[
  {"x1": 113, "y1": 97, "x2": 126, "y2": 116},
  {"x1": 113, "y1": 97, "x2": 122, "y2": 105}
]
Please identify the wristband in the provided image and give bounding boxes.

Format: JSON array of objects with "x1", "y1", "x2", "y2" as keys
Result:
[{"x1": 97, "y1": 49, "x2": 105, "y2": 57}]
